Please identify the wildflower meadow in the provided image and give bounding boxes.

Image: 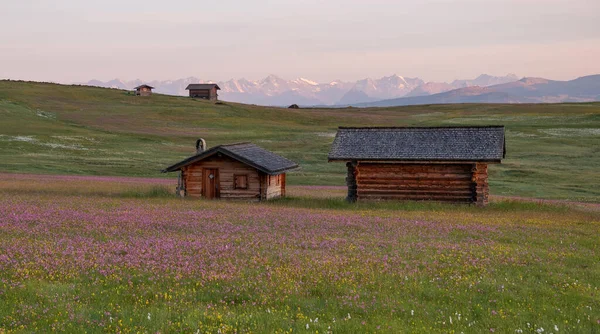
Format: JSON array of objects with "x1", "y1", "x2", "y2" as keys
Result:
[{"x1": 0, "y1": 174, "x2": 599, "y2": 333}]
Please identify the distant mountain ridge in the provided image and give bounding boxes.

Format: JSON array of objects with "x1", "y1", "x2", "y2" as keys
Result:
[
  {"x1": 354, "y1": 75, "x2": 600, "y2": 107},
  {"x1": 83, "y1": 73, "x2": 519, "y2": 106}
]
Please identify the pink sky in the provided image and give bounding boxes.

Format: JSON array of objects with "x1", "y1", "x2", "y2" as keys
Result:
[{"x1": 1, "y1": 0, "x2": 599, "y2": 83}]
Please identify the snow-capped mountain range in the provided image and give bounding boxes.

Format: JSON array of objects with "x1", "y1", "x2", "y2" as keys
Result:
[
  {"x1": 84, "y1": 74, "x2": 519, "y2": 106},
  {"x1": 355, "y1": 74, "x2": 600, "y2": 107}
]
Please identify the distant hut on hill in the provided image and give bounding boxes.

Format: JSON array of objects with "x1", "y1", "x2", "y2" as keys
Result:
[
  {"x1": 328, "y1": 126, "x2": 506, "y2": 206},
  {"x1": 134, "y1": 84, "x2": 154, "y2": 96},
  {"x1": 185, "y1": 84, "x2": 221, "y2": 101},
  {"x1": 163, "y1": 139, "x2": 298, "y2": 200}
]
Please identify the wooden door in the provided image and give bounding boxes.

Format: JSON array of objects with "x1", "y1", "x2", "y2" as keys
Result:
[{"x1": 202, "y1": 168, "x2": 219, "y2": 199}]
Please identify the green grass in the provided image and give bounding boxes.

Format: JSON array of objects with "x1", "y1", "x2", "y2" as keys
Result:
[
  {"x1": 120, "y1": 185, "x2": 175, "y2": 198},
  {"x1": 1, "y1": 80, "x2": 599, "y2": 201},
  {"x1": 0, "y1": 175, "x2": 599, "y2": 333},
  {"x1": 268, "y1": 195, "x2": 575, "y2": 213}
]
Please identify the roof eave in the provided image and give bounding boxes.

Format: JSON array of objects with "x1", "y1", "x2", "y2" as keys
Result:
[
  {"x1": 185, "y1": 84, "x2": 220, "y2": 90},
  {"x1": 162, "y1": 146, "x2": 299, "y2": 174},
  {"x1": 337, "y1": 125, "x2": 506, "y2": 130},
  {"x1": 218, "y1": 148, "x2": 297, "y2": 175},
  {"x1": 264, "y1": 165, "x2": 300, "y2": 175},
  {"x1": 328, "y1": 157, "x2": 503, "y2": 163}
]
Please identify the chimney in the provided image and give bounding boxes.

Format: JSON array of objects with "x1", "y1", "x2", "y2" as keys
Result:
[{"x1": 195, "y1": 138, "x2": 206, "y2": 154}]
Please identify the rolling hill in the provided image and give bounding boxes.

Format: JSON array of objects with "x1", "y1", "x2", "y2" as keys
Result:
[
  {"x1": 1, "y1": 80, "x2": 599, "y2": 201},
  {"x1": 356, "y1": 75, "x2": 600, "y2": 107}
]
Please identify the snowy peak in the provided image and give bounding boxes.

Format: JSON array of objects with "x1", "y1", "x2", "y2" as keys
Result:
[
  {"x1": 260, "y1": 74, "x2": 286, "y2": 85},
  {"x1": 103, "y1": 79, "x2": 128, "y2": 89},
  {"x1": 348, "y1": 75, "x2": 424, "y2": 101},
  {"x1": 292, "y1": 78, "x2": 319, "y2": 86},
  {"x1": 380, "y1": 74, "x2": 408, "y2": 86},
  {"x1": 220, "y1": 79, "x2": 258, "y2": 94},
  {"x1": 84, "y1": 73, "x2": 524, "y2": 106},
  {"x1": 451, "y1": 73, "x2": 519, "y2": 88}
]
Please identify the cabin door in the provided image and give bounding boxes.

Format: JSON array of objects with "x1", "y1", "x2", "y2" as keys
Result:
[{"x1": 202, "y1": 168, "x2": 219, "y2": 199}]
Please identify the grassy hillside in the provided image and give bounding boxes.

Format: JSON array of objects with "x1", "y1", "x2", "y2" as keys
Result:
[{"x1": 1, "y1": 80, "x2": 599, "y2": 201}]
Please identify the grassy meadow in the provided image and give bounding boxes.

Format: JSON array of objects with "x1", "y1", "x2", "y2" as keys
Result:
[
  {"x1": 1, "y1": 80, "x2": 599, "y2": 201},
  {"x1": 0, "y1": 174, "x2": 599, "y2": 333},
  {"x1": 1, "y1": 81, "x2": 599, "y2": 332}
]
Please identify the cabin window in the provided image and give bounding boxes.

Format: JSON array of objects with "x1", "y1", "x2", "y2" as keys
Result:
[{"x1": 234, "y1": 175, "x2": 248, "y2": 190}]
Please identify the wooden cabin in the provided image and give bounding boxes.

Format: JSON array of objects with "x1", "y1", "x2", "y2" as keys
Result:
[
  {"x1": 162, "y1": 140, "x2": 298, "y2": 200},
  {"x1": 134, "y1": 84, "x2": 154, "y2": 96},
  {"x1": 185, "y1": 84, "x2": 221, "y2": 101},
  {"x1": 328, "y1": 126, "x2": 506, "y2": 206}
]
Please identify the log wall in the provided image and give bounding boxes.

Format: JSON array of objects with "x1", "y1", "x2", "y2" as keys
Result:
[
  {"x1": 473, "y1": 162, "x2": 489, "y2": 206},
  {"x1": 179, "y1": 154, "x2": 286, "y2": 200},
  {"x1": 354, "y1": 163, "x2": 482, "y2": 203},
  {"x1": 182, "y1": 155, "x2": 261, "y2": 200}
]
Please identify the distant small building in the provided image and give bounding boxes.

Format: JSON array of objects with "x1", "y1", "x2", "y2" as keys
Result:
[
  {"x1": 134, "y1": 84, "x2": 154, "y2": 96},
  {"x1": 162, "y1": 139, "x2": 298, "y2": 200},
  {"x1": 185, "y1": 84, "x2": 221, "y2": 101},
  {"x1": 328, "y1": 126, "x2": 506, "y2": 206}
]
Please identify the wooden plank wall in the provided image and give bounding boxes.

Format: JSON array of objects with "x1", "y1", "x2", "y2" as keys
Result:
[
  {"x1": 473, "y1": 163, "x2": 489, "y2": 206},
  {"x1": 355, "y1": 163, "x2": 476, "y2": 203},
  {"x1": 189, "y1": 89, "x2": 211, "y2": 98},
  {"x1": 182, "y1": 155, "x2": 261, "y2": 199},
  {"x1": 263, "y1": 174, "x2": 284, "y2": 200},
  {"x1": 189, "y1": 88, "x2": 217, "y2": 100}
]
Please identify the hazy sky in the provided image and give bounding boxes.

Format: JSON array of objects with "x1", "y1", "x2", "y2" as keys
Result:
[{"x1": 1, "y1": 0, "x2": 599, "y2": 83}]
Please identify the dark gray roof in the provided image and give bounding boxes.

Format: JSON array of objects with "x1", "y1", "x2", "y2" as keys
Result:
[
  {"x1": 185, "y1": 84, "x2": 221, "y2": 90},
  {"x1": 328, "y1": 126, "x2": 505, "y2": 162},
  {"x1": 163, "y1": 143, "x2": 298, "y2": 175},
  {"x1": 134, "y1": 84, "x2": 154, "y2": 89}
]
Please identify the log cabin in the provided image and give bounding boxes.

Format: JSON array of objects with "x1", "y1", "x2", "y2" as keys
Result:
[
  {"x1": 134, "y1": 84, "x2": 154, "y2": 96},
  {"x1": 162, "y1": 140, "x2": 298, "y2": 200},
  {"x1": 185, "y1": 84, "x2": 221, "y2": 101},
  {"x1": 328, "y1": 126, "x2": 506, "y2": 206}
]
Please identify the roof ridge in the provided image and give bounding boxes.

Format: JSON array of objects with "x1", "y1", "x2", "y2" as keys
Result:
[
  {"x1": 338, "y1": 126, "x2": 504, "y2": 130},
  {"x1": 162, "y1": 142, "x2": 298, "y2": 174},
  {"x1": 185, "y1": 83, "x2": 221, "y2": 90}
]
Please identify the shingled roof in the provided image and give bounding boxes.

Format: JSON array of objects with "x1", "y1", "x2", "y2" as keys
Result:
[
  {"x1": 162, "y1": 143, "x2": 298, "y2": 175},
  {"x1": 134, "y1": 84, "x2": 154, "y2": 89},
  {"x1": 328, "y1": 126, "x2": 505, "y2": 162},
  {"x1": 185, "y1": 84, "x2": 221, "y2": 90}
]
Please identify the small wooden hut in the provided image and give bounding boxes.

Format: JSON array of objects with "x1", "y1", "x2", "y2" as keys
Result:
[
  {"x1": 185, "y1": 84, "x2": 221, "y2": 100},
  {"x1": 328, "y1": 126, "x2": 505, "y2": 206},
  {"x1": 162, "y1": 140, "x2": 298, "y2": 200},
  {"x1": 134, "y1": 84, "x2": 154, "y2": 96}
]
